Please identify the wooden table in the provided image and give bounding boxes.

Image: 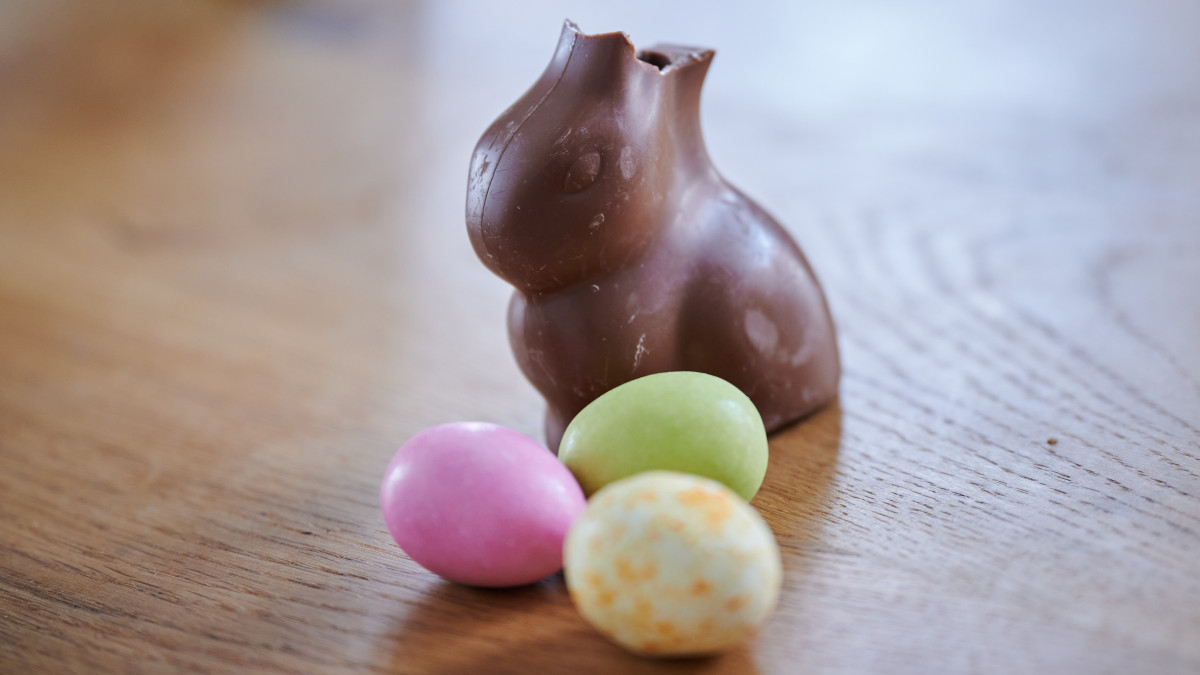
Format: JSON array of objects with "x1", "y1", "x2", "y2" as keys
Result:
[{"x1": 2, "y1": 1, "x2": 1198, "y2": 672}]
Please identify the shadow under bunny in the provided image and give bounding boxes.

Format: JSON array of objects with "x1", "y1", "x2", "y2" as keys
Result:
[{"x1": 753, "y1": 399, "x2": 844, "y2": 573}]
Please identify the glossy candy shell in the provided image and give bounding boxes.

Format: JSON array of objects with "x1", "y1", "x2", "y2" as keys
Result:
[{"x1": 380, "y1": 422, "x2": 586, "y2": 587}]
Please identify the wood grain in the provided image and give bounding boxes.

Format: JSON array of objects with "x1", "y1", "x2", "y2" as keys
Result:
[{"x1": 1, "y1": 1, "x2": 1198, "y2": 673}]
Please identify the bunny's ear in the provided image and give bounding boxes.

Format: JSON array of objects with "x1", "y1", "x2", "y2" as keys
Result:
[
  {"x1": 636, "y1": 43, "x2": 716, "y2": 148},
  {"x1": 549, "y1": 19, "x2": 582, "y2": 74},
  {"x1": 467, "y1": 20, "x2": 582, "y2": 244},
  {"x1": 557, "y1": 25, "x2": 643, "y2": 95}
]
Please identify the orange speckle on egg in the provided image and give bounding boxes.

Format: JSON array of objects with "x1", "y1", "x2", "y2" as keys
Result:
[
  {"x1": 640, "y1": 560, "x2": 658, "y2": 580},
  {"x1": 633, "y1": 598, "x2": 653, "y2": 621},
  {"x1": 675, "y1": 486, "x2": 725, "y2": 509},
  {"x1": 654, "y1": 620, "x2": 677, "y2": 635},
  {"x1": 725, "y1": 594, "x2": 748, "y2": 612},
  {"x1": 585, "y1": 571, "x2": 605, "y2": 589},
  {"x1": 615, "y1": 556, "x2": 638, "y2": 583},
  {"x1": 640, "y1": 641, "x2": 663, "y2": 654},
  {"x1": 690, "y1": 578, "x2": 713, "y2": 596},
  {"x1": 705, "y1": 510, "x2": 732, "y2": 531},
  {"x1": 626, "y1": 490, "x2": 659, "y2": 505},
  {"x1": 698, "y1": 618, "x2": 715, "y2": 634},
  {"x1": 596, "y1": 590, "x2": 615, "y2": 607},
  {"x1": 677, "y1": 486, "x2": 735, "y2": 530}
]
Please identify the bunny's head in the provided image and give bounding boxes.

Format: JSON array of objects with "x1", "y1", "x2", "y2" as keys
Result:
[{"x1": 466, "y1": 21, "x2": 686, "y2": 294}]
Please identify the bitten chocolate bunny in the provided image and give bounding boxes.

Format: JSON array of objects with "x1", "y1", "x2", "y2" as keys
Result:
[{"x1": 466, "y1": 21, "x2": 840, "y2": 450}]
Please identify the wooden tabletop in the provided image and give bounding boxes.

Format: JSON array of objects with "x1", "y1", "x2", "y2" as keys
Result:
[{"x1": 2, "y1": 1, "x2": 1198, "y2": 673}]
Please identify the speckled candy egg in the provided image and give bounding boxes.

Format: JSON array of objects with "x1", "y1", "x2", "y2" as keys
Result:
[
  {"x1": 564, "y1": 471, "x2": 782, "y2": 656},
  {"x1": 380, "y1": 422, "x2": 586, "y2": 587}
]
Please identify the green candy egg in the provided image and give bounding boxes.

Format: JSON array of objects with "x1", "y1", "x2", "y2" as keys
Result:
[{"x1": 559, "y1": 372, "x2": 768, "y2": 501}]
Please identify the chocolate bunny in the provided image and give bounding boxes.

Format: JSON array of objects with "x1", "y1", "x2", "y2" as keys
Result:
[{"x1": 466, "y1": 21, "x2": 840, "y2": 450}]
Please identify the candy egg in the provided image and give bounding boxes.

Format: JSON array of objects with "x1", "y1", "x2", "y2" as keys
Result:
[
  {"x1": 564, "y1": 471, "x2": 782, "y2": 657},
  {"x1": 380, "y1": 422, "x2": 586, "y2": 587},
  {"x1": 559, "y1": 371, "x2": 769, "y2": 501}
]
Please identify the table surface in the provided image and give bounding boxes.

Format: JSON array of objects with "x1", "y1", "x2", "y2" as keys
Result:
[{"x1": 2, "y1": 1, "x2": 1198, "y2": 673}]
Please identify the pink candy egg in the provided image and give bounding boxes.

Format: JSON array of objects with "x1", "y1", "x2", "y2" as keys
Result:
[{"x1": 380, "y1": 422, "x2": 586, "y2": 587}]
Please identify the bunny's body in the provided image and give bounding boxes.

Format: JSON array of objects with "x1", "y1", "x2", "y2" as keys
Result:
[{"x1": 467, "y1": 22, "x2": 839, "y2": 449}]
